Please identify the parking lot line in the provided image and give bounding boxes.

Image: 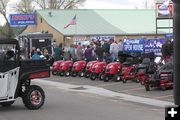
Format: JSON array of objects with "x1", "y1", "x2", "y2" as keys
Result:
[
  {"x1": 118, "y1": 87, "x2": 144, "y2": 92},
  {"x1": 153, "y1": 95, "x2": 173, "y2": 100}
]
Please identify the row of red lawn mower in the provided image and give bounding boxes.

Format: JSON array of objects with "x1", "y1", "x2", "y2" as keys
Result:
[{"x1": 52, "y1": 56, "x2": 173, "y2": 91}]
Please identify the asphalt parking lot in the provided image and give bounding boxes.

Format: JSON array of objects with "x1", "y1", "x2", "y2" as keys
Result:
[{"x1": 44, "y1": 75, "x2": 174, "y2": 102}]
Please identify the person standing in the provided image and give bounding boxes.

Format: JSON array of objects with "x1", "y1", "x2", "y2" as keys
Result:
[
  {"x1": 84, "y1": 45, "x2": 93, "y2": 62},
  {"x1": 69, "y1": 44, "x2": 76, "y2": 61},
  {"x1": 53, "y1": 43, "x2": 63, "y2": 61},
  {"x1": 102, "y1": 40, "x2": 110, "y2": 61},
  {"x1": 109, "y1": 39, "x2": 119, "y2": 61},
  {"x1": 95, "y1": 44, "x2": 104, "y2": 61},
  {"x1": 118, "y1": 39, "x2": 124, "y2": 54},
  {"x1": 161, "y1": 40, "x2": 172, "y2": 63},
  {"x1": 76, "y1": 45, "x2": 84, "y2": 60}
]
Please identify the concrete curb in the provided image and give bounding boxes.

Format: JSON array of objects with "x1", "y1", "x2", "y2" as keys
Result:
[{"x1": 34, "y1": 79, "x2": 174, "y2": 108}]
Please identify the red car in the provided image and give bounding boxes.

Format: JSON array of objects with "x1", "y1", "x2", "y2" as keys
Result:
[
  {"x1": 71, "y1": 60, "x2": 87, "y2": 77},
  {"x1": 103, "y1": 61, "x2": 122, "y2": 82}
]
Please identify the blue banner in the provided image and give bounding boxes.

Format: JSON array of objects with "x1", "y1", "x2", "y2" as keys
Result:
[
  {"x1": 9, "y1": 14, "x2": 37, "y2": 26},
  {"x1": 123, "y1": 38, "x2": 144, "y2": 52},
  {"x1": 144, "y1": 38, "x2": 166, "y2": 56}
]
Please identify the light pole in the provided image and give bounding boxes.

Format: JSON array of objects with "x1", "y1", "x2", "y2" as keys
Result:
[{"x1": 172, "y1": 0, "x2": 180, "y2": 105}]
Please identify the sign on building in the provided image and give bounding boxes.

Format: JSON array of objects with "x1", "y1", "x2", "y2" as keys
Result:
[
  {"x1": 123, "y1": 38, "x2": 144, "y2": 52},
  {"x1": 9, "y1": 14, "x2": 37, "y2": 26},
  {"x1": 156, "y1": 2, "x2": 173, "y2": 18},
  {"x1": 90, "y1": 36, "x2": 115, "y2": 41},
  {"x1": 144, "y1": 38, "x2": 166, "y2": 56}
]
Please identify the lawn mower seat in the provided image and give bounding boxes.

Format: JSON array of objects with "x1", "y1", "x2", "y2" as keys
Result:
[{"x1": 142, "y1": 58, "x2": 151, "y2": 64}]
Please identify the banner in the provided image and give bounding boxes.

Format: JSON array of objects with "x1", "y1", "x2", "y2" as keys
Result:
[
  {"x1": 144, "y1": 38, "x2": 166, "y2": 56},
  {"x1": 9, "y1": 14, "x2": 37, "y2": 26},
  {"x1": 123, "y1": 38, "x2": 144, "y2": 52},
  {"x1": 90, "y1": 36, "x2": 115, "y2": 41}
]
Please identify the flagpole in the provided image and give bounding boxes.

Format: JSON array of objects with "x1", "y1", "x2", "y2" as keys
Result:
[{"x1": 75, "y1": 14, "x2": 77, "y2": 43}]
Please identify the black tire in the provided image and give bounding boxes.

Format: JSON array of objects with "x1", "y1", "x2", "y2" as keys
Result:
[
  {"x1": 104, "y1": 75, "x2": 109, "y2": 82},
  {"x1": 22, "y1": 85, "x2": 45, "y2": 110},
  {"x1": 71, "y1": 71, "x2": 77, "y2": 77},
  {"x1": 65, "y1": 71, "x2": 71, "y2": 76},
  {"x1": 0, "y1": 101, "x2": 14, "y2": 107},
  {"x1": 122, "y1": 79, "x2": 127, "y2": 83},
  {"x1": 79, "y1": 71, "x2": 85, "y2": 77},
  {"x1": 58, "y1": 72, "x2": 64, "y2": 76},
  {"x1": 52, "y1": 71, "x2": 56, "y2": 75},
  {"x1": 161, "y1": 86, "x2": 166, "y2": 91},
  {"x1": 114, "y1": 75, "x2": 121, "y2": 82},
  {"x1": 99, "y1": 73, "x2": 105, "y2": 81},
  {"x1": 145, "y1": 85, "x2": 150, "y2": 91},
  {"x1": 90, "y1": 73, "x2": 97, "y2": 80},
  {"x1": 140, "y1": 81, "x2": 145, "y2": 85},
  {"x1": 85, "y1": 73, "x2": 90, "y2": 78},
  {"x1": 135, "y1": 78, "x2": 140, "y2": 83}
]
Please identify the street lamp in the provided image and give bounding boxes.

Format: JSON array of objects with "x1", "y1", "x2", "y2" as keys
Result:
[{"x1": 172, "y1": 0, "x2": 180, "y2": 105}]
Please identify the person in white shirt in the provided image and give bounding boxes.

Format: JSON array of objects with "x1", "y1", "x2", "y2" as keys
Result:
[{"x1": 109, "y1": 39, "x2": 119, "y2": 61}]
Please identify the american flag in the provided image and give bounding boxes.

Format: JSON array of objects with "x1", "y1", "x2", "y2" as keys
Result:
[{"x1": 64, "y1": 15, "x2": 76, "y2": 29}]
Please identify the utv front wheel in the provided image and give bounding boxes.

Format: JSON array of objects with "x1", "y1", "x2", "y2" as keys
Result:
[{"x1": 23, "y1": 85, "x2": 45, "y2": 110}]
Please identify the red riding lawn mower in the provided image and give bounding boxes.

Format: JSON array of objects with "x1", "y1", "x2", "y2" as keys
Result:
[
  {"x1": 90, "y1": 61, "x2": 107, "y2": 80},
  {"x1": 103, "y1": 61, "x2": 122, "y2": 82},
  {"x1": 58, "y1": 60, "x2": 73, "y2": 76},
  {"x1": 52, "y1": 60, "x2": 64, "y2": 75},
  {"x1": 120, "y1": 62, "x2": 138, "y2": 83},
  {"x1": 144, "y1": 61, "x2": 173, "y2": 91},
  {"x1": 135, "y1": 57, "x2": 158, "y2": 85},
  {"x1": 0, "y1": 39, "x2": 50, "y2": 110},
  {"x1": 84, "y1": 60, "x2": 99, "y2": 78},
  {"x1": 135, "y1": 65, "x2": 150, "y2": 85},
  {"x1": 71, "y1": 60, "x2": 87, "y2": 77}
]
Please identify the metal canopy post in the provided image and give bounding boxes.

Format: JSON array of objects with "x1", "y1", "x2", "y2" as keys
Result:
[{"x1": 172, "y1": 0, "x2": 180, "y2": 105}]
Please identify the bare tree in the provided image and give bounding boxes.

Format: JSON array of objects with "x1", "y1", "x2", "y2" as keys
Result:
[
  {"x1": 34, "y1": 0, "x2": 85, "y2": 9},
  {"x1": 0, "y1": 0, "x2": 14, "y2": 38},
  {"x1": 14, "y1": 0, "x2": 85, "y2": 13},
  {"x1": 15, "y1": 0, "x2": 35, "y2": 13}
]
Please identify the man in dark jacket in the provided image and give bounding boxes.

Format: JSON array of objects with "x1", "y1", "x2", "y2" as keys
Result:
[
  {"x1": 53, "y1": 43, "x2": 63, "y2": 61},
  {"x1": 102, "y1": 40, "x2": 110, "y2": 61},
  {"x1": 95, "y1": 44, "x2": 104, "y2": 61}
]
